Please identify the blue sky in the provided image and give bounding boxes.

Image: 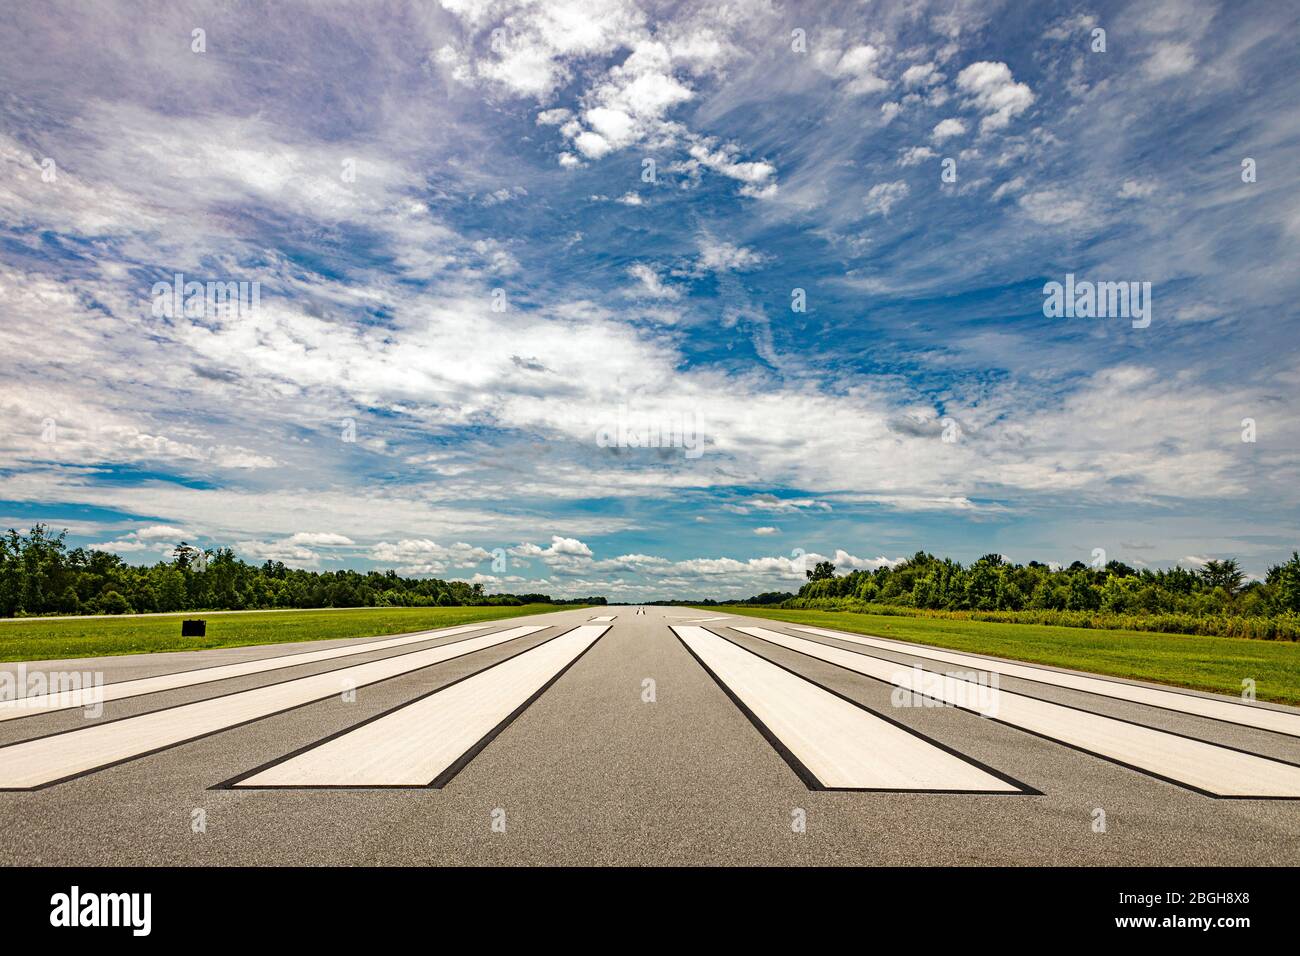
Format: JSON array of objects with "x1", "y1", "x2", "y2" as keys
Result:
[{"x1": 1, "y1": 0, "x2": 1298, "y2": 600}]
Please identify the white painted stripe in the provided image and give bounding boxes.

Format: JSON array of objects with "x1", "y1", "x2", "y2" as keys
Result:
[
  {"x1": 0, "y1": 623, "x2": 498, "y2": 722},
  {"x1": 675, "y1": 626, "x2": 1021, "y2": 792},
  {"x1": 792, "y1": 625, "x2": 1300, "y2": 738},
  {"x1": 589, "y1": 615, "x2": 616, "y2": 622},
  {"x1": 735, "y1": 626, "x2": 1300, "y2": 797},
  {"x1": 235, "y1": 625, "x2": 608, "y2": 787},
  {"x1": 0, "y1": 624, "x2": 550, "y2": 790}
]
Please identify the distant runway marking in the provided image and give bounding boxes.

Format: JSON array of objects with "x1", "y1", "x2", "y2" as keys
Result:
[
  {"x1": 0, "y1": 624, "x2": 551, "y2": 790},
  {"x1": 226, "y1": 625, "x2": 609, "y2": 788},
  {"x1": 673, "y1": 626, "x2": 1028, "y2": 793},
  {"x1": 791, "y1": 625, "x2": 1300, "y2": 738},
  {"x1": 684, "y1": 617, "x2": 731, "y2": 623},
  {"x1": 734, "y1": 626, "x2": 1300, "y2": 798},
  {"x1": 0, "y1": 623, "x2": 496, "y2": 723},
  {"x1": 589, "y1": 615, "x2": 616, "y2": 622}
]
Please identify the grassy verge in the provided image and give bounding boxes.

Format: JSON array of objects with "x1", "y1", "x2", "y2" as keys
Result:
[
  {"x1": 0, "y1": 604, "x2": 569, "y2": 662},
  {"x1": 777, "y1": 597, "x2": 1300, "y2": 640},
  {"x1": 710, "y1": 606, "x2": 1300, "y2": 706}
]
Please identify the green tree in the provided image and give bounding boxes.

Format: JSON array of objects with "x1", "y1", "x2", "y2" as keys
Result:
[
  {"x1": 1199, "y1": 559, "x2": 1245, "y2": 595},
  {"x1": 805, "y1": 560, "x2": 836, "y2": 582},
  {"x1": 1266, "y1": 552, "x2": 1300, "y2": 612},
  {"x1": 155, "y1": 566, "x2": 187, "y2": 612},
  {"x1": 95, "y1": 590, "x2": 133, "y2": 615}
]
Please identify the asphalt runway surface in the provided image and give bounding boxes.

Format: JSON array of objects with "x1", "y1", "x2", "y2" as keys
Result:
[{"x1": 1, "y1": 606, "x2": 1298, "y2": 865}]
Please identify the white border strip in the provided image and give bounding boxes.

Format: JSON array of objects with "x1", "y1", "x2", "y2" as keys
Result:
[
  {"x1": 736, "y1": 626, "x2": 1300, "y2": 798},
  {"x1": 676, "y1": 626, "x2": 1022, "y2": 792},
  {"x1": 0, "y1": 625, "x2": 550, "y2": 790},
  {"x1": 792, "y1": 625, "x2": 1300, "y2": 737},
  {"x1": 0, "y1": 623, "x2": 497, "y2": 722},
  {"x1": 234, "y1": 625, "x2": 608, "y2": 787}
]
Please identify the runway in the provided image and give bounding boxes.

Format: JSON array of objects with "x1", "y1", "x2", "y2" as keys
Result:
[{"x1": 1, "y1": 606, "x2": 1298, "y2": 865}]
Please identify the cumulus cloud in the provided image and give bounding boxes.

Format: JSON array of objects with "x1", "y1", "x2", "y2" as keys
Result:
[
  {"x1": 3, "y1": 1, "x2": 1297, "y2": 599},
  {"x1": 695, "y1": 236, "x2": 767, "y2": 272},
  {"x1": 898, "y1": 145, "x2": 937, "y2": 166},
  {"x1": 684, "y1": 140, "x2": 778, "y2": 198},
  {"x1": 1145, "y1": 42, "x2": 1196, "y2": 80},
  {"x1": 370, "y1": 539, "x2": 492, "y2": 569},
  {"x1": 863, "y1": 180, "x2": 910, "y2": 216},
  {"x1": 931, "y1": 118, "x2": 967, "y2": 143},
  {"x1": 956, "y1": 61, "x2": 1034, "y2": 133},
  {"x1": 828, "y1": 44, "x2": 890, "y2": 96},
  {"x1": 901, "y1": 62, "x2": 944, "y2": 88},
  {"x1": 627, "y1": 263, "x2": 679, "y2": 299},
  {"x1": 1017, "y1": 189, "x2": 1098, "y2": 227}
]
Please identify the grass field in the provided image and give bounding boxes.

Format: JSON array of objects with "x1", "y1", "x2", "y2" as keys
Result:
[
  {"x1": 714, "y1": 606, "x2": 1300, "y2": 705},
  {"x1": 0, "y1": 604, "x2": 568, "y2": 662}
]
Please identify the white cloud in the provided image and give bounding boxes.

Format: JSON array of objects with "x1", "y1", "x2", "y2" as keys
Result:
[
  {"x1": 1043, "y1": 14, "x2": 1099, "y2": 41},
  {"x1": 931, "y1": 118, "x2": 967, "y2": 143},
  {"x1": 695, "y1": 236, "x2": 767, "y2": 273},
  {"x1": 510, "y1": 535, "x2": 594, "y2": 568},
  {"x1": 236, "y1": 538, "x2": 324, "y2": 567},
  {"x1": 287, "y1": 532, "x2": 354, "y2": 546},
  {"x1": 86, "y1": 524, "x2": 190, "y2": 554},
  {"x1": 901, "y1": 62, "x2": 943, "y2": 88},
  {"x1": 898, "y1": 145, "x2": 937, "y2": 166},
  {"x1": 627, "y1": 263, "x2": 679, "y2": 299},
  {"x1": 573, "y1": 130, "x2": 613, "y2": 159},
  {"x1": 863, "y1": 180, "x2": 910, "y2": 216},
  {"x1": 1117, "y1": 179, "x2": 1158, "y2": 199},
  {"x1": 86, "y1": 537, "x2": 152, "y2": 553},
  {"x1": 956, "y1": 61, "x2": 1034, "y2": 134},
  {"x1": 753, "y1": 526, "x2": 779, "y2": 535},
  {"x1": 1145, "y1": 42, "x2": 1196, "y2": 80},
  {"x1": 1017, "y1": 189, "x2": 1097, "y2": 227},
  {"x1": 536, "y1": 108, "x2": 572, "y2": 125},
  {"x1": 370, "y1": 539, "x2": 492, "y2": 568},
  {"x1": 134, "y1": 524, "x2": 190, "y2": 541},
  {"x1": 685, "y1": 140, "x2": 778, "y2": 198},
  {"x1": 831, "y1": 550, "x2": 904, "y2": 571},
  {"x1": 991, "y1": 175, "x2": 1027, "y2": 201},
  {"x1": 831, "y1": 44, "x2": 889, "y2": 96}
]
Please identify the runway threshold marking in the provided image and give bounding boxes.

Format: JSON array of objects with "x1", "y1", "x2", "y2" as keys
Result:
[
  {"x1": 589, "y1": 615, "x2": 616, "y2": 622},
  {"x1": 792, "y1": 625, "x2": 1300, "y2": 738},
  {"x1": 0, "y1": 623, "x2": 497, "y2": 722},
  {"x1": 0, "y1": 624, "x2": 551, "y2": 790},
  {"x1": 735, "y1": 626, "x2": 1300, "y2": 799},
  {"x1": 673, "y1": 626, "x2": 1028, "y2": 793},
  {"x1": 226, "y1": 624, "x2": 609, "y2": 788}
]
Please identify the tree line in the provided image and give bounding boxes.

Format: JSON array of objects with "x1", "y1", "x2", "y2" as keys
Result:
[
  {"x1": 731, "y1": 551, "x2": 1300, "y2": 640},
  {"x1": 787, "y1": 551, "x2": 1300, "y2": 616},
  {"x1": 0, "y1": 526, "x2": 606, "y2": 617}
]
